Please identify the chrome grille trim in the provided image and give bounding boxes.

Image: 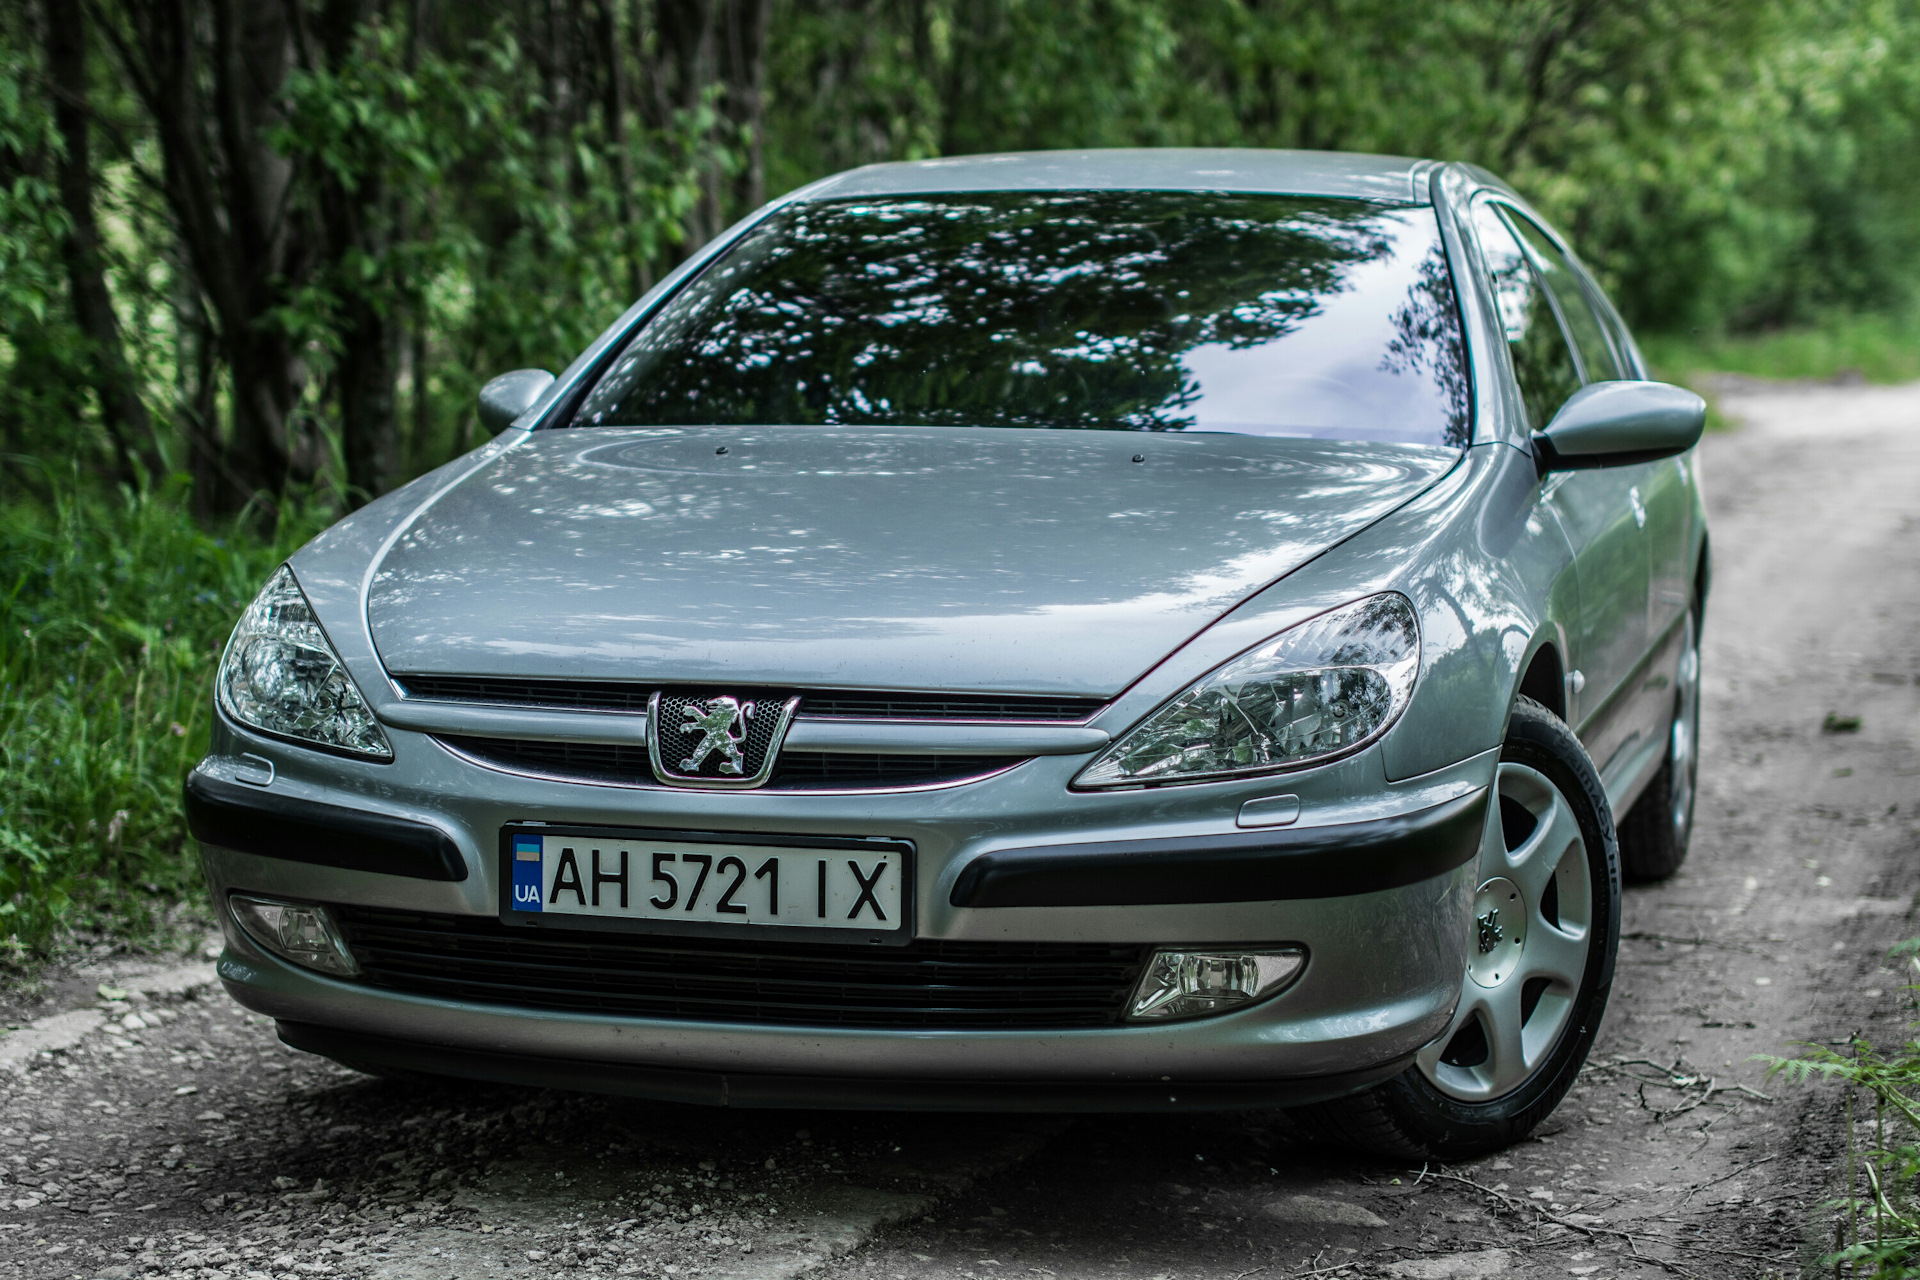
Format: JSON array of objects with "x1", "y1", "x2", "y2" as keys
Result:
[
  {"x1": 393, "y1": 675, "x2": 1104, "y2": 723},
  {"x1": 396, "y1": 675, "x2": 652, "y2": 713},
  {"x1": 433, "y1": 734, "x2": 1028, "y2": 793}
]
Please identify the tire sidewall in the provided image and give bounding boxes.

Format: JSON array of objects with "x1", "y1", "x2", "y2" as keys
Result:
[
  {"x1": 1671, "y1": 609, "x2": 1701, "y2": 850},
  {"x1": 1381, "y1": 696, "x2": 1622, "y2": 1157}
]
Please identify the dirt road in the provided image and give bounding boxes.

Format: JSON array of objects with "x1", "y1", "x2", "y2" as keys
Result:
[{"x1": 5, "y1": 380, "x2": 1918, "y2": 1280}]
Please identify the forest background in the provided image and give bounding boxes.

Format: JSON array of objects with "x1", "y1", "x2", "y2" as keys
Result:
[{"x1": 3, "y1": 0, "x2": 1920, "y2": 956}]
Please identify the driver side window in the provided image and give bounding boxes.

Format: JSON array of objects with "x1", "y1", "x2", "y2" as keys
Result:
[{"x1": 1471, "y1": 200, "x2": 1581, "y2": 431}]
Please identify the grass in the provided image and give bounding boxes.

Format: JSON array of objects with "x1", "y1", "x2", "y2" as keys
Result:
[
  {"x1": 0, "y1": 471, "x2": 324, "y2": 962},
  {"x1": 1642, "y1": 312, "x2": 1920, "y2": 388},
  {"x1": 1764, "y1": 941, "x2": 1920, "y2": 1277}
]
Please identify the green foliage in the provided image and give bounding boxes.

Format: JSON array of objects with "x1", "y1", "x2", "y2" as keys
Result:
[
  {"x1": 8, "y1": 0, "x2": 1920, "y2": 502},
  {"x1": 769, "y1": 0, "x2": 1920, "y2": 340},
  {"x1": 1762, "y1": 943, "x2": 1920, "y2": 1277},
  {"x1": 766, "y1": 0, "x2": 1184, "y2": 189},
  {"x1": 0, "y1": 42, "x2": 66, "y2": 332},
  {"x1": 0, "y1": 478, "x2": 324, "y2": 959},
  {"x1": 0, "y1": 37, "x2": 91, "y2": 460},
  {"x1": 265, "y1": 19, "x2": 722, "y2": 475},
  {"x1": 1645, "y1": 313, "x2": 1920, "y2": 387}
]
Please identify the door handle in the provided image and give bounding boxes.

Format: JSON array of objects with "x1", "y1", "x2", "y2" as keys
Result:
[{"x1": 1628, "y1": 486, "x2": 1646, "y2": 529}]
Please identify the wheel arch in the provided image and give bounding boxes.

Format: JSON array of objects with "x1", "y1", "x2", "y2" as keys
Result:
[{"x1": 1514, "y1": 636, "x2": 1566, "y2": 723}]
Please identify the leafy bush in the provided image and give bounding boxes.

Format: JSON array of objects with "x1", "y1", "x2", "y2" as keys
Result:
[
  {"x1": 1763, "y1": 941, "x2": 1920, "y2": 1277},
  {"x1": 0, "y1": 475, "x2": 323, "y2": 959}
]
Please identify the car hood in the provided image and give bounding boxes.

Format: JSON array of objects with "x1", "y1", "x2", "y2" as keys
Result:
[{"x1": 366, "y1": 427, "x2": 1457, "y2": 697}]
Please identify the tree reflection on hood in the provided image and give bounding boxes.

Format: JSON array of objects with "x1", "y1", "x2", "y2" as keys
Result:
[{"x1": 573, "y1": 191, "x2": 1470, "y2": 448}]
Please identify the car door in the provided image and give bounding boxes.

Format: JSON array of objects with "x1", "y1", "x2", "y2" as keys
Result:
[
  {"x1": 1502, "y1": 208, "x2": 1690, "y2": 790},
  {"x1": 1582, "y1": 286, "x2": 1697, "y2": 643},
  {"x1": 1469, "y1": 199, "x2": 1652, "y2": 781}
]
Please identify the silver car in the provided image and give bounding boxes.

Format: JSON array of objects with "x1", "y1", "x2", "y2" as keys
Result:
[{"x1": 190, "y1": 150, "x2": 1706, "y2": 1158}]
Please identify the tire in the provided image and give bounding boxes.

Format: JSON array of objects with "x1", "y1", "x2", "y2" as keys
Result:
[
  {"x1": 1288, "y1": 695, "x2": 1621, "y2": 1160},
  {"x1": 1618, "y1": 608, "x2": 1700, "y2": 882}
]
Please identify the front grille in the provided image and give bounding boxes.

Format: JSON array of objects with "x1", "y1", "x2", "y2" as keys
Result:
[
  {"x1": 395, "y1": 675, "x2": 1102, "y2": 723},
  {"x1": 761, "y1": 752, "x2": 1022, "y2": 788},
  {"x1": 398, "y1": 675, "x2": 653, "y2": 713},
  {"x1": 331, "y1": 906, "x2": 1150, "y2": 1029},
  {"x1": 795, "y1": 691, "x2": 1105, "y2": 722},
  {"x1": 436, "y1": 735, "x2": 1022, "y2": 790}
]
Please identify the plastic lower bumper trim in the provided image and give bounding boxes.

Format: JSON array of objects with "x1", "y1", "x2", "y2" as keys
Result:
[
  {"x1": 276, "y1": 1020, "x2": 1409, "y2": 1112},
  {"x1": 185, "y1": 772, "x2": 467, "y2": 882},
  {"x1": 951, "y1": 788, "x2": 1485, "y2": 907}
]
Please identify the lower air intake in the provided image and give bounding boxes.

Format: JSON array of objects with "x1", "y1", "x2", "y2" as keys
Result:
[{"x1": 330, "y1": 906, "x2": 1150, "y2": 1030}]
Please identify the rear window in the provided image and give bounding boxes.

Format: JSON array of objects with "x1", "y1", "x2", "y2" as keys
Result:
[{"x1": 568, "y1": 191, "x2": 1471, "y2": 447}]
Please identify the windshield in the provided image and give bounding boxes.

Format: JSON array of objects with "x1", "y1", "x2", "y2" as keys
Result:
[{"x1": 568, "y1": 191, "x2": 1470, "y2": 447}]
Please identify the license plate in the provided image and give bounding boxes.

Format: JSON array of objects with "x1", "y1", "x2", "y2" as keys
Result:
[{"x1": 501, "y1": 826, "x2": 908, "y2": 936}]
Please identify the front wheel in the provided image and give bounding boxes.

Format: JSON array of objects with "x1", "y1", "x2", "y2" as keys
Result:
[{"x1": 1288, "y1": 695, "x2": 1620, "y2": 1160}]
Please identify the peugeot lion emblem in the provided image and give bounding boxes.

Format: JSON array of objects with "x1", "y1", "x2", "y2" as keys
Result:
[
  {"x1": 1476, "y1": 908, "x2": 1504, "y2": 955},
  {"x1": 680, "y1": 696, "x2": 754, "y2": 774},
  {"x1": 648, "y1": 690, "x2": 800, "y2": 789}
]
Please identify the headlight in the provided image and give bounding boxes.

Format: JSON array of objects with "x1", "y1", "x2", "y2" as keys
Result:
[
  {"x1": 217, "y1": 565, "x2": 393, "y2": 760},
  {"x1": 1075, "y1": 593, "x2": 1419, "y2": 788}
]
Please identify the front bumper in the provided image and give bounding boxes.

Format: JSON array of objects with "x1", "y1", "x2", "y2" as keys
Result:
[
  {"x1": 272, "y1": 1020, "x2": 1414, "y2": 1112},
  {"x1": 196, "y1": 719, "x2": 1492, "y2": 1107}
]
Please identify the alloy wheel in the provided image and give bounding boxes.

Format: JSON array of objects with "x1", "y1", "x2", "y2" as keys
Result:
[{"x1": 1416, "y1": 762, "x2": 1594, "y2": 1102}]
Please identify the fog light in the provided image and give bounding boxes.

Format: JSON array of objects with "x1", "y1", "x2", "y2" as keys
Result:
[
  {"x1": 1127, "y1": 948, "x2": 1304, "y2": 1021},
  {"x1": 229, "y1": 895, "x2": 358, "y2": 976}
]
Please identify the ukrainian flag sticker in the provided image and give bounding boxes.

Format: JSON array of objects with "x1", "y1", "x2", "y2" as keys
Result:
[{"x1": 511, "y1": 834, "x2": 543, "y2": 912}]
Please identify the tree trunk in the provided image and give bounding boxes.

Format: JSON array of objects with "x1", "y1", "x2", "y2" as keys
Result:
[
  {"x1": 641, "y1": 0, "x2": 769, "y2": 253},
  {"x1": 410, "y1": 311, "x2": 432, "y2": 459},
  {"x1": 44, "y1": 0, "x2": 160, "y2": 487},
  {"x1": 646, "y1": 0, "x2": 720, "y2": 249},
  {"x1": 720, "y1": 0, "x2": 769, "y2": 212},
  {"x1": 210, "y1": 0, "x2": 305, "y2": 493},
  {"x1": 598, "y1": 0, "x2": 645, "y2": 300},
  {"x1": 107, "y1": 0, "x2": 303, "y2": 514},
  {"x1": 317, "y1": 0, "x2": 399, "y2": 504},
  {"x1": 334, "y1": 289, "x2": 397, "y2": 504}
]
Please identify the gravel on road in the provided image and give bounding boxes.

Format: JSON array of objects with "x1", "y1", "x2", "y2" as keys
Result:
[{"x1": 4, "y1": 379, "x2": 1917, "y2": 1280}]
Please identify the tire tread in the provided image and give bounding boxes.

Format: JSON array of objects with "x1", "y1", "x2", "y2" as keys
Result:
[
  {"x1": 1287, "y1": 1084, "x2": 1429, "y2": 1162},
  {"x1": 1618, "y1": 757, "x2": 1685, "y2": 882}
]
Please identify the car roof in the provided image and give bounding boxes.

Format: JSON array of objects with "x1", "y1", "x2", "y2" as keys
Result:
[{"x1": 795, "y1": 148, "x2": 1438, "y2": 205}]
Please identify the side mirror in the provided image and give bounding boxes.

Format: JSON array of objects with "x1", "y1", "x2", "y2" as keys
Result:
[
  {"x1": 1532, "y1": 380, "x2": 1705, "y2": 472},
  {"x1": 477, "y1": 369, "x2": 557, "y2": 433}
]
